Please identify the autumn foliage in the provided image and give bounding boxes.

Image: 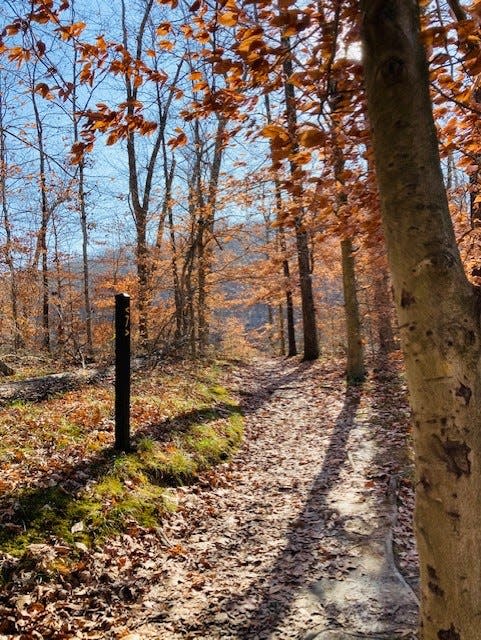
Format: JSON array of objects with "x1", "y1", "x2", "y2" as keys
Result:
[{"x1": 0, "y1": 0, "x2": 477, "y2": 363}]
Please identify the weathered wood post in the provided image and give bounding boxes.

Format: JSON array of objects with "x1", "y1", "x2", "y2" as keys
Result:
[{"x1": 115, "y1": 293, "x2": 130, "y2": 452}]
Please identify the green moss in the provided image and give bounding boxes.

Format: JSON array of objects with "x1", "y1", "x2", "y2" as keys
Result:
[
  {"x1": 152, "y1": 448, "x2": 198, "y2": 482},
  {"x1": 190, "y1": 426, "x2": 223, "y2": 459},
  {"x1": 58, "y1": 418, "x2": 82, "y2": 440},
  {"x1": 10, "y1": 399, "x2": 28, "y2": 409},
  {"x1": 112, "y1": 453, "x2": 145, "y2": 481},
  {"x1": 107, "y1": 484, "x2": 167, "y2": 529},
  {"x1": 0, "y1": 486, "x2": 104, "y2": 556},
  {"x1": 208, "y1": 384, "x2": 229, "y2": 398},
  {"x1": 94, "y1": 475, "x2": 124, "y2": 497},
  {"x1": 137, "y1": 436, "x2": 155, "y2": 453},
  {"x1": 183, "y1": 407, "x2": 243, "y2": 469},
  {"x1": 226, "y1": 413, "x2": 244, "y2": 444}
]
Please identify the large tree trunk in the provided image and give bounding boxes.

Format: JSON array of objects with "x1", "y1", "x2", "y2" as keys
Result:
[{"x1": 361, "y1": 1, "x2": 481, "y2": 637}]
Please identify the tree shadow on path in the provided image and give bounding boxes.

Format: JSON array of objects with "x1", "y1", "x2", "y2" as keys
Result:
[
  {"x1": 214, "y1": 382, "x2": 363, "y2": 639},
  {"x1": 234, "y1": 358, "x2": 323, "y2": 415}
]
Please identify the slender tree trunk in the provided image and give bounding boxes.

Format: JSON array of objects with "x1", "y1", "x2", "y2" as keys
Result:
[
  {"x1": 281, "y1": 31, "x2": 319, "y2": 360},
  {"x1": 280, "y1": 231, "x2": 297, "y2": 357},
  {"x1": 167, "y1": 186, "x2": 183, "y2": 343},
  {"x1": 197, "y1": 226, "x2": 208, "y2": 355},
  {"x1": 374, "y1": 265, "x2": 396, "y2": 354},
  {"x1": 266, "y1": 304, "x2": 275, "y2": 352},
  {"x1": 182, "y1": 182, "x2": 199, "y2": 356},
  {"x1": 51, "y1": 213, "x2": 65, "y2": 351},
  {"x1": 136, "y1": 216, "x2": 149, "y2": 345},
  {"x1": 277, "y1": 214, "x2": 297, "y2": 357},
  {"x1": 196, "y1": 117, "x2": 226, "y2": 357},
  {"x1": 361, "y1": 1, "x2": 481, "y2": 636},
  {"x1": 341, "y1": 238, "x2": 365, "y2": 383},
  {"x1": 78, "y1": 160, "x2": 93, "y2": 355},
  {"x1": 271, "y1": 186, "x2": 297, "y2": 358},
  {"x1": 150, "y1": 62, "x2": 183, "y2": 328},
  {"x1": 71, "y1": 0, "x2": 93, "y2": 357},
  {"x1": 264, "y1": 93, "x2": 297, "y2": 356},
  {"x1": 332, "y1": 135, "x2": 365, "y2": 382},
  {"x1": 0, "y1": 91, "x2": 22, "y2": 350},
  {"x1": 155, "y1": 156, "x2": 175, "y2": 256},
  {"x1": 262, "y1": 178, "x2": 294, "y2": 358},
  {"x1": 32, "y1": 88, "x2": 50, "y2": 352},
  {"x1": 278, "y1": 303, "x2": 286, "y2": 356},
  {"x1": 121, "y1": 0, "x2": 179, "y2": 348},
  {"x1": 333, "y1": 139, "x2": 366, "y2": 384},
  {"x1": 364, "y1": 135, "x2": 396, "y2": 356}
]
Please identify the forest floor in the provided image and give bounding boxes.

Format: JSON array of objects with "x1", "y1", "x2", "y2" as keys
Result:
[{"x1": 0, "y1": 355, "x2": 419, "y2": 639}]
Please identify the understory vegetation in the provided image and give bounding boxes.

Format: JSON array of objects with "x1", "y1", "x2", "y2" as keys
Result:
[{"x1": 0, "y1": 360, "x2": 243, "y2": 579}]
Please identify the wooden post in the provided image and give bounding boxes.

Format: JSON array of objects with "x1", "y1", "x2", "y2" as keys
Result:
[{"x1": 115, "y1": 293, "x2": 130, "y2": 452}]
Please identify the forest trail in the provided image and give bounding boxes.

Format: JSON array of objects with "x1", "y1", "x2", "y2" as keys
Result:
[{"x1": 128, "y1": 357, "x2": 418, "y2": 640}]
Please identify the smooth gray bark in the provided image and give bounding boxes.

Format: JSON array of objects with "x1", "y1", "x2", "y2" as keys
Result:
[{"x1": 361, "y1": 0, "x2": 481, "y2": 636}]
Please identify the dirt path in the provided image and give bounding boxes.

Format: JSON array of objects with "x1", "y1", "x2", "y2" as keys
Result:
[{"x1": 126, "y1": 357, "x2": 418, "y2": 640}]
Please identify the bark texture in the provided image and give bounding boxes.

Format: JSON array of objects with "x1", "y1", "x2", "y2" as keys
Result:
[
  {"x1": 361, "y1": 1, "x2": 481, "y2": 637},
  {"x1": 341, "y1": 239, "x2": 365, "y2": 383},
  {"x1": 332, "y1": 134, "x2": 365, "y2": 381},
  {"x1": 374, "y1": 266, "x2": 396, "y2": 354}
]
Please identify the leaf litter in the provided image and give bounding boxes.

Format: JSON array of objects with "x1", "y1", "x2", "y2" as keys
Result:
[{"x1": 0, "y1": 356, "x2": 418, "y2": 639}]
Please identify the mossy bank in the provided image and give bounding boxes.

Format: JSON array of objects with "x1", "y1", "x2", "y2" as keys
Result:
[{"x1": 0, "y1": 361, "x2": 243, "y2": 578}]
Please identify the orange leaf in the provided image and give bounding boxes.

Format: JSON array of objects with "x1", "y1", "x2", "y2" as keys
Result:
[
  {"x1": 292, "y1": 150, "x2": 312, "y2": 165},
  {"x1": 181, "y1": 24, "x2": 194, "y2": 37},
  {"x1": 288, "y1": 72, "x2": 305, "y2": 88},
  {"x1": 37, "y1": 40, "x2": 46, "y2": 56},
  {"x1": 213, "y1": 59, "x2": 233, "y2": 74},
  {"x1": 57, "y1": 21, "x2": 86, "y2": 41},
  {"x1": 219, "y1": 11, "x2": 238, "y2": 27},
  {"x1": 156, "y1": 22, "x2": 171, "y2": 36},
  {"x1": 7, "y1": 46, "x2": 31, "y2": 65},
  {"x1": 193, "y1": 80, "x2": 208, "y2": 91},
  {"x1": 106, "y1": 132, "x2": 119, "y2": 146},
  {"x1": 34, "y1": 83, "x2": 53, "y2": 99},
  {"x1": 159, "y1": 40, "x2": 174, "y2": 51},
  {"x1": 260, "y1": 124, "x2": 290, "y2": 142},
  {"x1": 168, "y1": 130, "x2": 188, "y2": 148},
  {"x1": 299, "y1": 127, "x2": 325, "y2": 148}
]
